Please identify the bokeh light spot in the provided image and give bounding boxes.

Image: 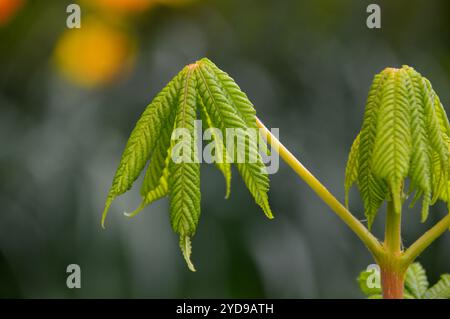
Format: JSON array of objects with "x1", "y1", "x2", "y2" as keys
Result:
[{"x1": 54, "y1": 19, "x2": 135, "y2": 88}]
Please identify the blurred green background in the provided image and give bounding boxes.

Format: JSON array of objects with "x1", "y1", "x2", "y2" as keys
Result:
[{"x1": 0, "y1": 0, "x2": 449, "y2": 298}]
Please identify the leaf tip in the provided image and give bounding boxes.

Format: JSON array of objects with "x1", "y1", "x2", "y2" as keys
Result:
[
  {"x1": 180, "y1": 235, "x2": 196, "y2": 272},
  {"x1": 420, "y1": 204, "x2": 429, "y2": 223},
  {"x1": 224, "y1": 178, "x2": 231, "y2": 199},
  {"x1": 101, "y1": 198, "x2": 113, "y2": 229},
  {"x1": 261, "y1": 199, "x2": 274, "y2": 219},
  {"x1": 123, "y1": 200, "x2": 146, "y2": 218}
]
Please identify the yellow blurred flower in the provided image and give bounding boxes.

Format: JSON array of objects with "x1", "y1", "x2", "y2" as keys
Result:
[
  {"x1": 54, "y1": 20, "x2": 135, "y2": 88},
  {"x1": 0, "y1": 0, "x2": 25, "y2": 26}
]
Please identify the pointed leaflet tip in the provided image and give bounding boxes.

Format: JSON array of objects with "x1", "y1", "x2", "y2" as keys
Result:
[
  {"x1": 261, "y1": 198, "x2": 274, "y2": 219},
  {"x1": 180, "y1": 235, "x2": 196, "y2": 272},
  {"x1": 101, "y1": 198, "x2": 113, "y2": 229},
  {"x1": 224, "y1": 187, "x2": 230, "y2": 199},
  {"x1": 366, "y1": 208, "x2": 376, "y2": 231},
  {"x1": 420, "y1": 196, "x2": 430, "y2": 223},
  {"x1": 420, "y1": 206, "x2": 429, "y2": 224},
  {"x1": 345, "y1": 192, "x2": 349, "y2": 209},
  {"x1": 224, "y1": 169, "x2": 231, "y2": 199},
  {"x1": 124, "y1": 200, "x2": 146, "y2": 218}
]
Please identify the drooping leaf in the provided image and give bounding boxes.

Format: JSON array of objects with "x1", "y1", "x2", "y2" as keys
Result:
[
  {"x1": 102, "y1": 59, "x2": 273, "y2": 271},
  {"x1": 102, "y1": 69, "x2": 184, "y2": 228},
  {"x1": 346, "y1": 65, "x2": 450, "y2": 227},
  {"x1": 168, "y1": 66, "x2": 200, "y2": 271}
]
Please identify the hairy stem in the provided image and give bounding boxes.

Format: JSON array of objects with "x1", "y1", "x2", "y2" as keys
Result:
[
  {"x1": 401, "y1": 213, "x2": 450, "y2": 266},
  {"x1": 380, "y1": 260, "x2": 405, "y2": 299},
  {"x1": 256, "y1": 117, "x2": 384, "y2": 259},
  {"x1": 380, "y1": 201, "x2": 405, "y2": 299}
]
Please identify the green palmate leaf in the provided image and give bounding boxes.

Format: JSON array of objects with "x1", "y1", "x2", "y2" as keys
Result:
[
  {"x1": 425, "y1": 274, "x2": 450, "y2": 299},
  {"x1": 102, "y1": 70, "x2": 184, "y2": 228},
  {"x1": 102, "y1": 59, "x2": 273, "y2": 271},
  {"x1": 405, "y1": 262, "x2": 429, "y2": 299},
  {"x1": 346, "y1": 65, "x2": 450, "y2": 228}
]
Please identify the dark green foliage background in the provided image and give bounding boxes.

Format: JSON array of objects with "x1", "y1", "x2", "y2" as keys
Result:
[{"x1": 0, "y1": 0, "x2": 449, "y2": 298}]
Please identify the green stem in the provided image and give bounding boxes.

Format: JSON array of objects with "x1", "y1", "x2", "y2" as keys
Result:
[
  {"x1": 380, "y1": 201, "x2": 405, "y2": 299},
  {"x1": 256, "y1": 117, "x2": 384, "y2": 260},
  {"x1": 256, "y1": 117, "x2": 450, "y2": 298},
  {"x1": 401, "y1": 213, "x2": 450, "y2": 267},
  {"x1": 384, "y1": 201, "x2": 402, "y2": 255}
]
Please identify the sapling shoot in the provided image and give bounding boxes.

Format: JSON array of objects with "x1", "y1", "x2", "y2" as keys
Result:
[{"x1": 102, "y1": 59, "x2": 450, "y2": 299}]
